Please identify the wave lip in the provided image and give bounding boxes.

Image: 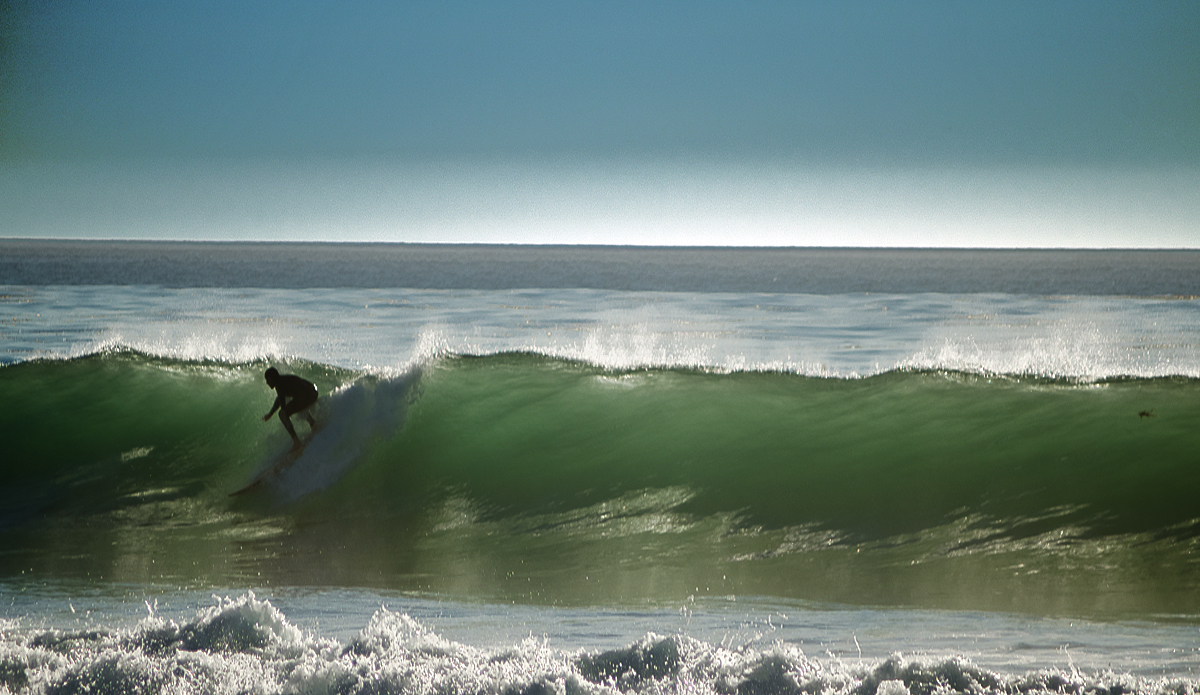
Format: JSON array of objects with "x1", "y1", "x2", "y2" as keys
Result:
[{"x1": 7, "y1": 285, "x2": 1200, "y2": 381}]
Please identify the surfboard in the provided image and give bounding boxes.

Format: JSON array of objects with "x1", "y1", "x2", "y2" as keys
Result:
[{"x1": 229, "y1": 436, "x2": 312, "y2": 497}]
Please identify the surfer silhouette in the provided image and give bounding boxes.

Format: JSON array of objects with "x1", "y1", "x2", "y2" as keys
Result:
[{"x1": 262, "y1": 368, "x2": 318, "y2": 452}]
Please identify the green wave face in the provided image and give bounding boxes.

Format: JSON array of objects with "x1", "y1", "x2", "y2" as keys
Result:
[{"x1": 3, "y1": 350, "x2": 1199, "y2": 617}]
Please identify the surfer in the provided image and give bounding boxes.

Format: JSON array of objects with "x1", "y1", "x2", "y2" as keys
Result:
[{"x1": 262, "y1": 368, "x2": 318, "y2": 451}]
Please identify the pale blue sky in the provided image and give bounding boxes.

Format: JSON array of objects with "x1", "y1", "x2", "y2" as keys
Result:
[{"x1": 2, "y1": 1, "x2": 1198, "y2": 246}]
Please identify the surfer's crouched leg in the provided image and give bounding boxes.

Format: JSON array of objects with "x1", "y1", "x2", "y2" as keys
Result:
[
  {"x1": 283, "y1": 393, "x2": 317, "y2": 418},
  {"x1": 281, "y1": 395, "x2": 318, "y2": 446},
  {"x1": 278, "y1": 409, "x2": 300, "y2": 444},
  {"x1": 285, "y1": 395, "x2": 317, "y2": 421}
]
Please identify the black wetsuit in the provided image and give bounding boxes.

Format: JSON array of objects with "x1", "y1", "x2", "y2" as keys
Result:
[{"x1": 269, "y1": 374, "x2": 318, "y2": 417}]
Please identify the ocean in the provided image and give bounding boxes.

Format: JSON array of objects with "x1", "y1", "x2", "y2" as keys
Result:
[{"x1": 2, "y1": 240, "x2": 1199, "y2": 694}]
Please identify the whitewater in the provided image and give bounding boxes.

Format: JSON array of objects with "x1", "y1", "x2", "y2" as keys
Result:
[{"x1": 2, "y1": 241, "x2": 1200, "y2": 694}]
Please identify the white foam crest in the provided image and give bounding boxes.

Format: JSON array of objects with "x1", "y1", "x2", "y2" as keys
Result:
[
  {"x1": 466, "y1": 322, "x2": 844, "y2": 376},
  {"x1": 76, "y1": 331, "x2": 289, "y2": 365},
  {"x1": 350, "y1": 608, "x2": 456, "y2": 657},
  {"x1": 179, "y1": 592, "x2": 306, "y2": 653},
  {"x1": 332, "y1": 607, "x2": 585, "y2": 695},
  {"x1": 550, "y1": 323, "x2": 716, "y2": 371},
  {"x1": 410, "y1": 325, "x2": 455, "y2": 365},
  {"x1": 4, "y1": 595, "x2": 1195, "y2": 695},
  {"x1": 897, "y1": 319, "x2": 1199, "y2": 380}
]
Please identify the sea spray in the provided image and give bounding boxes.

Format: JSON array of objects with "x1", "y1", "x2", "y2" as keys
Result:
[{"x1": 270, "y1": 372, "x2": 420, "y2": 502}]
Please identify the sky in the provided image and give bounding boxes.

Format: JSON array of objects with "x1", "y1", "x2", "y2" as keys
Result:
[{"x1": 1, "y1": 0, "x2": 1198, "y2": 247}]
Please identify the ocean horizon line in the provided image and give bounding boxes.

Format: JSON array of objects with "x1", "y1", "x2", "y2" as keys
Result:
[{"x1": 3, "y1": 237, "x2": 1200, "y2": 252}]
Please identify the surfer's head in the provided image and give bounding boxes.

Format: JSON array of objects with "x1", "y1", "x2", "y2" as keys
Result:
[{"x1": 264, "y1": 367, "x2": 280, "y2": 387}]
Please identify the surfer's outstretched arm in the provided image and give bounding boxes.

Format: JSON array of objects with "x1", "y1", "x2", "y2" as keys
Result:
[{"x1": 263, "y1": 394, "x2": 284, "y2": 421}]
